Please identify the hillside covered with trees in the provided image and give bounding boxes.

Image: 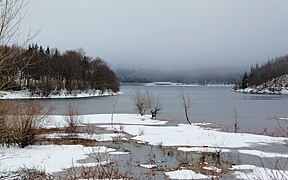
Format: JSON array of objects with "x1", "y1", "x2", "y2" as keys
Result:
[
  {"x1": 116, "y1": 68, "x2": 238, "y2": 85},
  {"x1": 0, "y1": 44, "x2": 119, "y2": 97},
  {"x1": 234, "y1": 55, "x2": 288, "y2": 94}
]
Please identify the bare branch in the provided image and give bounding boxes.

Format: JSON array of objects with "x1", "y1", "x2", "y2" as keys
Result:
[
  {"x1": 178, "y1": 88, "x2": 192, "y2": 124},
  {"x1": 133, "y1": 89, "x2": 148, "y2": 116},
  {"x1": 0, "y1": 0, "x2": 39, "y2": 90},
  {"x1": 146, "y1": 90, "x2": 162, "y2": 119}
]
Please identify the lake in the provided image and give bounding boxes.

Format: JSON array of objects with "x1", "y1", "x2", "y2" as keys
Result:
[{"x1": 47, "y1": 85, "x2": 288, "y2": 132}]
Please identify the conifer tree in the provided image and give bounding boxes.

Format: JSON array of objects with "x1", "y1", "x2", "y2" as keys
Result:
[{"x1": 45, "y1": 46, "x2": 50, "y2": 55}]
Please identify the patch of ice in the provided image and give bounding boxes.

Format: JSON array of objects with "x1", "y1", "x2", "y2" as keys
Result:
[
  {"x1": 203, "y1": 166, "x2": 222, "y2": 173},
  {"x1": 139, "y1": 164, "x2": 157, "y2": 169},
  {"x1": 108, "y1": 152, "x2": 130, "y2": 155},
  {"x1": 238, "y1": 149, "x2": 288, "y2": 158},
  {"x1": 121, "y1": 137, "x2": 128, "y2": 141},
  {"x1": 165, "y1": 169, "x2": 213, "y2": 179},
  {"x1": 178, "y1": 147, "x2": 230, "y2": 153},
  {"x1": 231, "y1": 164, "x2": 288, "y2": 180}
]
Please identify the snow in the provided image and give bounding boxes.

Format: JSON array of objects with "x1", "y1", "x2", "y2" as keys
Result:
[
  {"x1": 108, "y1": 151, "x2": 130, "y2": 155},
  {"x1": 238, "y1": 149, "x2": 288, "y2": 158},
  {"x1": 139, "y1": 164, "x2": 157, "y2": 169},
  {"x1": 231, "y1": 164, "x2": 288, "y2": 180},
  {"x1": 145, "y1": 82, "x2": 199, "y2": 87},
  {"x1": 45, "y1": 114, "x2": 167, "y2": 128},
  {"x1": 178, "y1": 147, "x2": 230, "y2": 153},
  {"x1": 1, "y1": 113, "x2": 288, "y2": 178},
  {"x1": 165, "y1": 169, "x2": 213, "y2": 179},
  {"x1": 203, "y1": 166, "x2": 222, "y2": 173},
  {"x1": 235, "y1": 74, "x2": 288, "y2": 95},
  {"x1": 145, "y1": 82, "x2": 233, "y2": 87},
  {"x1": 0, "y1": 145, "x2": 115, "y2": 174},
  {"x1": 119, "y1": 123, "x2": 286, "y2": 148},
  {"x1": 0, "y1": 89, "x2": 120, "y2": 100}
]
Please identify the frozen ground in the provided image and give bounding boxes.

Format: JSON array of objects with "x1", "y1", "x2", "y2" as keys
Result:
[
  {"x1": 0, "y1": 89, "x2": 120, "y2": 99},
  {"x1": 1, "y1": 113, "x2": 288, "y2": 179},
  {"x1": 0, "y1": 145, "x2": 115, "y2": 174}
]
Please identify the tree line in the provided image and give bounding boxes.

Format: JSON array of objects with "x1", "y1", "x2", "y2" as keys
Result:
[
  {"x1": 0, "y1": 44, "x2": 119, "y2": 96},
  {"x1": 116, "y1": 68, "x2": 237, "y2": 85},
  {"x1": 235, "y1": 55, "x2": 288, "y2": 89}
]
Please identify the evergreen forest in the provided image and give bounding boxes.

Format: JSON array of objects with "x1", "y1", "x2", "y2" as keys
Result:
[{"x1": 236, "y1": 55, "x2": 288, "y2": 89}]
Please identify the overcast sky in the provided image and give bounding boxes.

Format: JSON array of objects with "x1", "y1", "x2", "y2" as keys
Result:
[{"x1": 26, "y1": 0, "x2": 288, "y2": 71}]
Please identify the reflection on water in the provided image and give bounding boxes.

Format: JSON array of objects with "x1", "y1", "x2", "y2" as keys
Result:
[{"x1": 242, "y1": 95, "x2": 287, "y2": 101}]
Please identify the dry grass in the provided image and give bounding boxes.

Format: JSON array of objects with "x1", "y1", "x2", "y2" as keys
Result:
[
  {"x1": 0, "y1": 100, "x2": 53, "y2": 148},
  {"x1": 64, "y1": 104, "x2": 83, "y2": 133},
  {"x1": 61, "y1": 149, "x2": 132, "y2": 179}
]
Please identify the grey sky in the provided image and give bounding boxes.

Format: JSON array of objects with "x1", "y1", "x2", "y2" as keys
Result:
[{"x1": 26, "y1": 0, "x2": 288, "y2": 70}]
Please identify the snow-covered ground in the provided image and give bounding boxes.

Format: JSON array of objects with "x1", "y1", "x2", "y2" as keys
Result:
[
  {"x1": 236, "y1": 87, "x2": 288, "y2": 95},
  {"x1": 111, "y1": 123, "x2": 286, "y2": 148},
  {"x1": 165, "y1": 169, "x2": 215, "y2": 179},
  {"x1": 145, "y1": 82, "x2": 234, "y2": 87},
  {"x1": 1, "y1": 113, "x2": 288, "y2": 179},
  {"x1": 0, "y1": 145, "x2": 115, "y2": 174},
  {"x1": 231, "y1": 164, "x2": 288, "y2": 180},
  {"x1": 0, "y1": 89, "x2": 120, "y2": 99},
  {"x1": 235, "y1": 74, "x2": 288, "y2": 95}
]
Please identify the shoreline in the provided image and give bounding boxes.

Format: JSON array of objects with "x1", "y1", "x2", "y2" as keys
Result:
[
  {"x1": 233, "y1": 88, "x2": 288, "y2": 95},
  {"x1": 1, "y1": 113, "x2": 288, "y2": 179},
  {"x1": 0, "y1": 90, "x2": 121, "y2": 100}
]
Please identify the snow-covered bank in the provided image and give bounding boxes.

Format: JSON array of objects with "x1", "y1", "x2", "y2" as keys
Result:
[
  {"x1": 0, "y1": 89, "x2": 121, "y2": 99},
  {"x1": 234, "y1": 74, "x2": 288, "y2": 95},
  {"x1": 235, "y1": 87, "x2": 288, "y2": 95},
  {"x1": 115, "y1": 123, "x2": 287, "y2": 148},
  {"x1": 0, "y1": 145, "x2": 115, "y2": 174},
  {"x1": 145, "y1": 82, "x2": 234, "y2": 87},
  {"x1": 231, "y1": 164, "x2": 288, "y2": 180},
  {"x1": 1, "y1": 113, "x2": 288, "y2": 179},
  {"x1": 165, "y1": 169, "x2": 213, "y2": 179},
  {"x1": 45, "y1": 114, "x2": 167, "y2": 129},
  {"x1": 45, "y1": 113, "x2": 287, "y2": 149}
]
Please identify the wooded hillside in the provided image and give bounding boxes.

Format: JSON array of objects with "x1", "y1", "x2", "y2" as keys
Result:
[
  {"x1": 0, "y1": 44, "x2": 119, "y2": 96},
  {"x1": 235, "y1": 55, "x2": 288, "y2": 89}
]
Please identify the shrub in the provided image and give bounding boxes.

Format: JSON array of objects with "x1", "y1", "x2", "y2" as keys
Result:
[
  {"x1": 0, "y1": 100, "x2": 52, "y2": 148},
  {"x1": 64, "y1": 104, "x2": 82, "y2": 133}
]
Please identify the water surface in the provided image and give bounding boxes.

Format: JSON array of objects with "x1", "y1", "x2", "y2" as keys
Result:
[{"x1": 47, "y1": 85, "x2": 288, "y2": 132}]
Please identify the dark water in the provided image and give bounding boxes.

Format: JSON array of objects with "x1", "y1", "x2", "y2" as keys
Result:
[{"x1": 46, "y1": 85, "x2": 288, "y2": 132}]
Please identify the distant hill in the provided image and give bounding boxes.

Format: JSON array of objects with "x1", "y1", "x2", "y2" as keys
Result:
[
  {"x1": 234, "y1": 55, "x2": 288, "y2": 94},
  {"x1": 116, "y1": 68, "x2": 239, "y2": 85}
]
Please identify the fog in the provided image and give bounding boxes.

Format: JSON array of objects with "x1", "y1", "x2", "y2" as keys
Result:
[{"x1": 26, "y1": 0, "x2": 288, "y2": 71}]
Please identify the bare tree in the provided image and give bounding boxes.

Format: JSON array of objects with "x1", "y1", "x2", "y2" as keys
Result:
[
  {"x1": 0, "y1": 0, "x2": 37, "y2": 90},
  {"x1": 179, "y1": 88, "x2": 192, "y2": 124},
  {"x1": 133, "y1": 89, "x2": 148, "y2": 116},
  {"x1": 64, "y1": 104, "x2": 82, "y2": 133},
  {"x1": 146, "y1": 90, "x2": 162, "y2": 119},
  {"x1": 111, "y1": 95, "x2": 119, "y2": 128},
  {"x1": 233, "y1": 105, "x2": 239, "y2": 133}
]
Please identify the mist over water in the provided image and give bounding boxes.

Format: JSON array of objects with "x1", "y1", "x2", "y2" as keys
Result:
[
  {"x1": 116, "y1": 67, "x2": 243, "y2": 84},
  {"x1": 27, "y1": 0, "x2": 288, "y2": 72}
]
